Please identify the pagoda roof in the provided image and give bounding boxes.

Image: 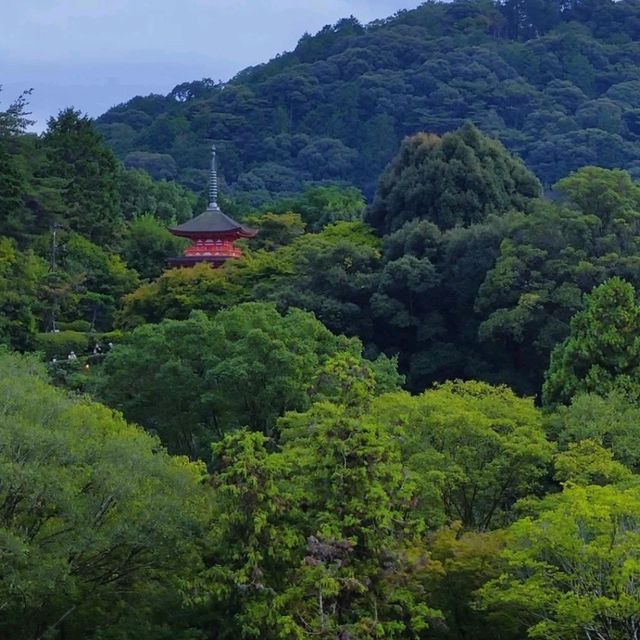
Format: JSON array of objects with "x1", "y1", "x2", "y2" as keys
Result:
[{"x1": 170, "y1": 205, "x2": 256, "y2": 238}]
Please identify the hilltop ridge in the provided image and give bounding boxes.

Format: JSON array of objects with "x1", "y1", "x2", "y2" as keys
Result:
[{"x1": 97, "y1": 0, "x2": 640, "y2": 201}]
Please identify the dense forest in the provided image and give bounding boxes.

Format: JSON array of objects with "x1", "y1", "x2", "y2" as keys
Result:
[
  {"x1": 99, "y1": 0, "x2": 640, "y2": 202},
  {"x1": 3, "y1": 0, "x2": 640, "y2": 638}
]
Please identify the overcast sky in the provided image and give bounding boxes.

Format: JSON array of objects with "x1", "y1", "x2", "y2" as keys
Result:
[{"x1": 2, "y1": 0, "x2": 414, "y2": 131}]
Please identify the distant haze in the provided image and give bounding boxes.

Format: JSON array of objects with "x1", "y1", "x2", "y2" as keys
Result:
[{"x1": 3, "y1": 1, "x2": 414, "y2": 132}]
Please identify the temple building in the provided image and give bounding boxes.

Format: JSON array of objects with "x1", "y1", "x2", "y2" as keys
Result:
[{"x1": 168, "y1": 145, "x2": 256, "y2": 267}]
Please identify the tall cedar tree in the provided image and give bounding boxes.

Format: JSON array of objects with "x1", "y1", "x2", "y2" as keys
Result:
[{"x1": 43, "y1": 109, "x2": 122, "y2": 245}]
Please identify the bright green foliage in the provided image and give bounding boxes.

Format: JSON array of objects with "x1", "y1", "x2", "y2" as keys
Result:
[
  {"x1": 121, "y1": 214, "x2": 187, "y2": 280},
  {"x1": 43, "y1": 109, "x2": 122, "y2": 245},
  {"x1": 244, "y1": 212, "x2": 306, "y2": 250},
  {"x1": 0, "y1": 350, "x2": 211, "y2": 640},
  {"x1": 548, "y1": 391, "x2": 640, "y2": 472},
  {"x1": 555, "y1": 166, "x2": 640, "y2": 227},
  {"x1": 0, "y1": 237, "x2": 46, "y2": 349},
  {"x1": 543, "y1": 277, "x2": 640, "y2": 406},
  {"x1": 367, "y1": 124, "x2": 541, "y2": 233},
  {"x1": 206, "y1": 404, "x2": 435, "y2": 639},
  {"x1": 267, "y1": 184, "x2": 365, "y2": 231},
  {"x1": 372, "y1": 380, "x2": 553, "y2": 530},
  {"x1": 118, "y1": 262, "x2": 243, "y2": 329},
  {"x1": 206, "y1": 430, "x2": 304, "y2": 638},
  {"x1": 96, "y1": 303, "x2": 396, "y2": 459},
  {"x1": 480, "y1": 484, "x2": 640, "y2": 640},
  {"x1": 56, "y1": 232, "x2": 139, "y2": 330},
  {"x1": 280, "y1": 402, "x2": 435, "y2": 638},
  {"x1": 312, "y1": 351, "x2": 404, "y2": 407},
  {"x1": 553, "y1": 440, "x2": 633, "y2": 486}
]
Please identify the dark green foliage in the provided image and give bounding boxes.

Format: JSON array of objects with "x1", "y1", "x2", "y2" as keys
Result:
[
  {"x1": 367, "y1": 124, "x2": 541, "y2": 233},
  {"x1": 43, "y1": 109, "x2": 122, "y2": 245},
  {"x1": 95, "y1": 303, "x2": 399, "y2": 460},
  {"x1": 0, "y1": 87, "x2": 33, "y2": 137},
  {"x1": 98, "y1": 0, "x2": 640, "y2": 202},
  {"x1": 0, "y1": 141, "x2": 30, "y2": 240},
  {"x1": 473, "y1": 167, "x2": 640, "y2": 394},
  {"x1": 118, "y1": 168, "x2": 196, "y2": 223}
]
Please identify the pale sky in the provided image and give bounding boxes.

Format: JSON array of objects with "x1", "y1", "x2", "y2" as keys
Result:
[{"x1": 1, "y1": 0, "x2": 415, "y2": 131}]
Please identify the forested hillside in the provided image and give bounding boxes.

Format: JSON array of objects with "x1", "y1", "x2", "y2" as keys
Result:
[
  {"x1": 98, "y1": 0, "x2": 640, "y2": 202},
  {"x1": 5, "y1": 1, "x2": 640, "y2": 638}
]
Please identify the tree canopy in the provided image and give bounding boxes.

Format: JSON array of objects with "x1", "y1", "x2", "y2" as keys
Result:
[
  {"x1": 366, "y1": 124, "x2": 541, "y2": 233},
  {"x1": 97, "y1": 0, "x2": 640, "y2": 202}
]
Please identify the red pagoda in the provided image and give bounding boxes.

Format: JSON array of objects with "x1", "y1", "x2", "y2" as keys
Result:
[{"x1": 168, "y1": 145, "x2": 256, "y2": 267}]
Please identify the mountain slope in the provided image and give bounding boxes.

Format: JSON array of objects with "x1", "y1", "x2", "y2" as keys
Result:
[{"x1": 97, "y1": 0, "x2": 640, "y2": 201}]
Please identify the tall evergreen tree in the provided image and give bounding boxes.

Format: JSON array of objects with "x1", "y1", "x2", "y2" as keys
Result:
[
  {"x1": 543, "y1": 277, "x2": 640, "y2": 405},
  {"x1": 43, "y1": 109, "x2": 122, "y2": 245},
  {"x1": 0, "y1": 142, "x2": 30, "y2": 240}
]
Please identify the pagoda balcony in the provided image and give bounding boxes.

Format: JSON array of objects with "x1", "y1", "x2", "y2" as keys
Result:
[{"x1": 184, "y1": 238, "x2": 243, "y2": 259}]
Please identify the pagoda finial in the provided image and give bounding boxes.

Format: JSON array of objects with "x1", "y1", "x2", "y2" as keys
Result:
[{"x1": 209, "y1": 143, "x2": 218, "y2": 209}]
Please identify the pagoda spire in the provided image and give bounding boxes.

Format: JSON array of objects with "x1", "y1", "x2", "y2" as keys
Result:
[{"x1": 209, "y1": 144, "x2": 219, "y2": 209}]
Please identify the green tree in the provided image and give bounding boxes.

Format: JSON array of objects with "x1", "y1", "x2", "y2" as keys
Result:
[
  {"x1": 543, "y1": 277, "x2": 640, "y2": 406},
  {"x1": 58, "y1": 232, "x2": 139, "y2": 330},
  {"x1": 372, "y1": 380, "x2": 553, "y2": 530},
  {"x1": 43, "y1": 108, "x2": 122, "y2": 244},
  {"x1": 117, "y1": 261, "x2": 243, "y2": 329},
  {"x1": 0, "y1": 87, "x2": 33, "y2": 137},
  {"x1": 548, "y1": 391, "x2": 640, "y2": 472},
  {"x1": 555, "y1": 165, "x2": 640, "y2": 227},
  {"x1": 366, "y1": 123, "x2": 541, "y2": 233},
  {"x1": 480, "y1": 484, "x2": 640, "y2": 640},
  {"x1": 0, "y1": 141, "x2": 31, "y2": 240},
  {"x1": 205, "y1": 403, "x2": 435, "y2": 639},
  {"x1": 553, "y1": 440, "x2": 632, "y2": 486},
  {"x1": 205, "y1": 430, "x2": 303, "y2": 638},
  {"x1": 117, "y1": 167, "x2": 195, "y2": 223},
  {"x1": 0, "y1": 350, "x2": 211, "y2": 640},
  {"x1": 476, "y1": 172, "x2": 640, "y2": 395},
  {"x1": 423, "y1": 525, "x2": 513, "y2": 640},
  {"x1": 0, "y1": 237, "x2": 46, "y2": 349},
  {"x1": 121, "y1": 214, "x2": 187, "y2": 280},
  {"x1": 279, "y1": 401, "x2": 435, "y2": 638},
  {"x1": 244, "y1": 212, "x2": 306, "y2": 250},
  {"x1": 267, "y1": 184, "x2": 365, "y2": 231},
  {"x1": 96, "y1": 303, "x2": 397, "y2": 459}
]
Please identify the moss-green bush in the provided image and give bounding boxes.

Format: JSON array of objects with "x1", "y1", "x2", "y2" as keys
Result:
[{"x1": 34, "y1": 331, "x2": 89, "y2": 360}]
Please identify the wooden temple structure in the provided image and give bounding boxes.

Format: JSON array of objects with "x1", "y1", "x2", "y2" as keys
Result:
[{"x1": 168, "y1": 145, "x2": 256, "y2": 267}]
